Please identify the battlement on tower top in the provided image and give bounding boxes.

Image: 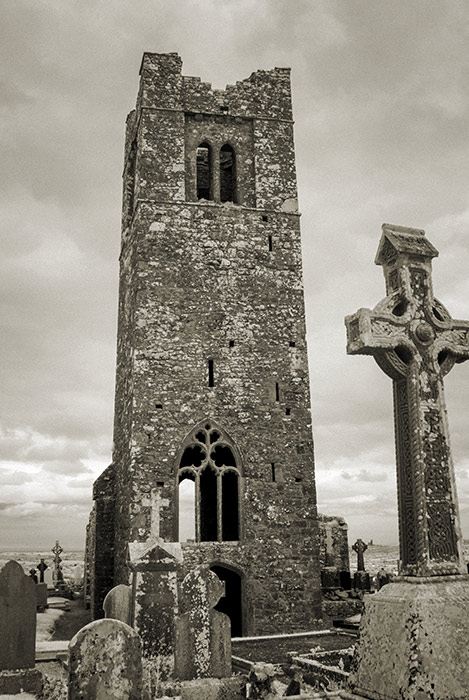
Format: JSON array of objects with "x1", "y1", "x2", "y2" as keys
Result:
[{"x1": 137, "y1": 51, "x2": 293, "y2": 121}]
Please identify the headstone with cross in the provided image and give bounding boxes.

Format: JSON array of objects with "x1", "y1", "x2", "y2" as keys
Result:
[
  {"x1": 345, "y1": 224, "x2": 469, "y2": 699},
  {"x1": 352, "y1": 538, "x2": 367, "y2": 572},
  {"x1": 352, "y1": 539, "x2": 370, "y2": 592},
  {"x1": 37, "y1": 558, "x2": 48, "y2": 583},
  {"x1": 346, "y1": 224, "x2": 469, "y2": 577}
]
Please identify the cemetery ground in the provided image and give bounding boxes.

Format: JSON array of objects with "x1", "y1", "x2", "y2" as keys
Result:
[{"x1": 2, "y1": 541, "x2": 469, "y2": 698}]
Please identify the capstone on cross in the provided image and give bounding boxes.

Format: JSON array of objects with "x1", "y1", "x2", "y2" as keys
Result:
[{"x1": 345, "y1": 224, "x2": 469, "y2": 577}]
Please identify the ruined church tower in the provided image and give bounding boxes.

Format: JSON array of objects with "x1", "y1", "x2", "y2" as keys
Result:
[{"x1": 89, "y1": 53, "x2": 322, "y2": 634}]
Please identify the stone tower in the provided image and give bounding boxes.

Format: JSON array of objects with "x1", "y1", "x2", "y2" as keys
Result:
[{"x1": 89, "y1": 52, "x2": 322, "y2": 635}]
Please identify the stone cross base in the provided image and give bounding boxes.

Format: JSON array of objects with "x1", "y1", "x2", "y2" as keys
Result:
[
  {"x1": 348, "y1": 576, "x2": 469, "y2": 699},
  {"x1": 0, "y1": 668, "x2": 43, "y2": 695}
]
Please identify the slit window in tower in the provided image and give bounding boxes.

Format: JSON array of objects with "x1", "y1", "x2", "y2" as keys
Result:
[
  {"x1": 275, "y1": 382, "x2": 280, "y2": 402},
  {"x1": 220, "y1": 144, "x2": 236, "y2": 203},
  {"x1": 268, "y1": 235, "x2": 273, "y2": 252},
  {"x1": 208, "y1": 359, "x2": 214, "y2": 387},
  {"x1": 197, "y1": 143, "x2": 211, "y2": 200},
  {"x1": 271, "y1": 463, "x2": 276, "y2": 482}
]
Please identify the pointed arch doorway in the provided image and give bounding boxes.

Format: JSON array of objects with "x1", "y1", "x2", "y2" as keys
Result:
[{"x1": 210, "y1": 564, "x2": 243, "y2": 637}]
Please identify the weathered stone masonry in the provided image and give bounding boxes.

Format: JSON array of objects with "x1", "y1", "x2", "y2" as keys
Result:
[{"x1": 90, "y1": 52, "x2": 322, "y2": 634}]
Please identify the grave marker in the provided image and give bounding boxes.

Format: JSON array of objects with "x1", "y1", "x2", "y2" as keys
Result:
[
  {"x1": 103, "y1": 583, "x2": 132, "y2": 625},
  {"x1": 37, "y1": 558, "x2": 48, "y2": 583},
  {"x1": 68, "y1": 618, "x2": 143, "y2": 699},
  {"x1": 345, "y1": 224, "x2": 469, "y2": 699},
  {"x1": 43, "y1": 567, "x2": 54, "y2": 589},
  {"x1": 352, "y1": 538, "x2": 370, "y2": 592},
  {"x1": 52, "y1": 540, "x2": 63, "y2": 586},
  {"x1": 0, "y1": 561, "x2": 42, "y2": 694},
  {"x1": 174, "y1": 566, "x2": 231, "y2": 680},
  {"x1": 36, "y1": 582, "x2": 48, "y2": 612},
  {"x1": 346, "y1": 224, "x2": 469, "y2": 576},
  {"x1": 128, "y1": 538, "x2": 182, "y2": 680}
]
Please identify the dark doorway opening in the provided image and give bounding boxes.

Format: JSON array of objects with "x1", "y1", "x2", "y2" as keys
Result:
[{"x1": 210, "y1": 565, "x2": 243, "y2": 637}]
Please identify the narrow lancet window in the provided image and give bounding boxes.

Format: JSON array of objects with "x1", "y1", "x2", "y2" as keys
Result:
[
  {"x1": 178, "y1": 475, "x2": 196, "y2": 542},
  {"x1": 222, "y1": 470, "x2": 239, "y2": 540},
  {"x1": 220, "y1": 144, "x2": 236, "y2": 203},
  {"x1": 197, "y1": 143, "x2": 211, "y2": 200}
]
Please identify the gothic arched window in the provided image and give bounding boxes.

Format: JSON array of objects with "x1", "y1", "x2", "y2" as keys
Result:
[
  {"x1": 219, "y1": 144, "x2": 236, "y2": 203},
  {"x1": 196, "y1": 142, "x2": 212, "y2": 200},
  {"x1": 177, "y1": 422, "x2": 240, "y2": 542}
]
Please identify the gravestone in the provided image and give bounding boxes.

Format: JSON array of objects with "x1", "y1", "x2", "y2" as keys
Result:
[
  {"x1": 174, "y1": 566, "x2": 231, "y2": 680},
  {"x1": 68, "y1": 618, "x2": 143, "y2": 699},
  {"x1": 128, "y1": 537, "x2": 182, "y2": 680},
  {"x1": 103, "y1": 583, "x2": 132, "y2": 625},
  {"x1": 345, "y1": 224, "x2": 469, "y2": 699},
  {"x1": 43, "y1": 567, "x2": 54, "y2": 589},
  {"x1": 73, "y1": 564, "x2": 83, "y2": 587},
  {"x1": 36, "y1": 582, "x2": 48, "y2": 612},
  {"x1": 0, "y1": 561, "x2": 42, "y2": 694},
  {"x1": 37, "y1": 558, "x2": 48, "y2": 583},
  {"x1": 352, "y1": 539, "x2": 370, "y2": 592}
]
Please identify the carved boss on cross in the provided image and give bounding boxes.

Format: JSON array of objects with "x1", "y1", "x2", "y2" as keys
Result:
[{"x1": 345, "y1": 224, "x2": 469, "y2": 577}]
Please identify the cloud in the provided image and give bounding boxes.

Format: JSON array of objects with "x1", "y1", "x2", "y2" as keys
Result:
[
  {"x1": 1, "y1": 0, "x2": 469, "y2": 549},
  {"x1": 341, "y1": 470, "x2": 387, "y2": 483}
]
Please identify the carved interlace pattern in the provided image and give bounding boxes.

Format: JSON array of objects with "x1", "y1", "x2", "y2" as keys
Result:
[
  {"x1": 371, "y1": 319, "x2": 394, "y2": 337},
  {"x1": 347, "y1": 232, "x2": 469, "y2": 575},
  {"x1": 394, "y1": 379, "x2": 417, "y2": 566},
  {"x1": 387, "y1": 269, "x2": 398, "y2": 292},
  {"x1": 409, "y1": 268, "x2": 427, "y2": 306},
  {"x1": 349, "y1": 319, "x2": 360, "y2": 343},
  {"x1": 422, "y1": 407, "x2": 458, "y2": 560},
  {"x1": 380, "y1": 239, "x2": 397, "y2": 264}
]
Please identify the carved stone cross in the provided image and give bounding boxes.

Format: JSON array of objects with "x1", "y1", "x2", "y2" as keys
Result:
[
  {"x1": 37, "y1": 558, "x2": 48, "y2": 583},
  {"x1": 141, "y1": 486, "x2": 169, "y2": 540},
  {"x1": 352, "y1": 539, "x2": 368, "y2": 572},
  {"x1": 52, "y1": 540, "x2": 62, "y2": 563},
  {"x1": 346, "y1": 224, "x2": 469, "y2": 577}
]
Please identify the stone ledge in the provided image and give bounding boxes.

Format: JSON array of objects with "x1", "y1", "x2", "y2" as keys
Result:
[
  {"x1": 161, "y1": 676, "x2": 245, "y2": 700},
  {"x1": 0, "y1": 668, "x2": 43, "y2": 695}
]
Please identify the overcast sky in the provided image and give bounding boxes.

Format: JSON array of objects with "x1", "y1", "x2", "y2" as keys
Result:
[{"x1": 1, "y1": 0, "x2": 469, "y2": 551}]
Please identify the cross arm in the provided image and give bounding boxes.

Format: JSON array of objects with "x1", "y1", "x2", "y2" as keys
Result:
[
  {"x1": 345, "y1": 307, "x2": 410, "y2": 357},
  {"x1": 435, "y1": 320, "x2": 469, "y2": 363}
]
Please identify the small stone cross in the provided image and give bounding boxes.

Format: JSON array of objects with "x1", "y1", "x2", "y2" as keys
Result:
[
  {"x1": 142, "y1": 486, "x2": 169, "y2": 540},
  {"x1": 352, "y1": 539, "x2": 367, "y2": 572},
  {"x1": 346, "y1": 224, "x2": 469, "y2": 577},
  {"x1": 37, "y1": 558, "x2": 48, "y2": 583}
]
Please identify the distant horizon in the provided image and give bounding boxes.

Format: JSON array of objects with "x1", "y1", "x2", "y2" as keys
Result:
[{"x1": 1, "y1": 1, "x2": 468, "y2": 549}]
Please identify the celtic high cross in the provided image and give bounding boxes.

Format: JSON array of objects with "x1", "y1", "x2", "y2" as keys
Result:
[{"x1": 345, "y1": 224, "x2": 469, "y2": 577}]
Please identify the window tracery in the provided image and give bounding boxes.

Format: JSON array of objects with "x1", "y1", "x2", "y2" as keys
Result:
[{"x1": 178, "y1": 422, "x2": 240, "y2": 542}]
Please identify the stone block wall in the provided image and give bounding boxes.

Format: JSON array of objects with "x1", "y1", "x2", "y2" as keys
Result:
[
  {"x1": 318, "y1": 514, "x2": 350, "y2": 571},
  {"x1": 91, "y1": 53, "x2": 322, "y2": 633}
]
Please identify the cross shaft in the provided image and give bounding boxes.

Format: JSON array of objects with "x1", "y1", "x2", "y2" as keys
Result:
[{"x1": 345, "y1": 224, "x2": 469, "y2": 576}]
